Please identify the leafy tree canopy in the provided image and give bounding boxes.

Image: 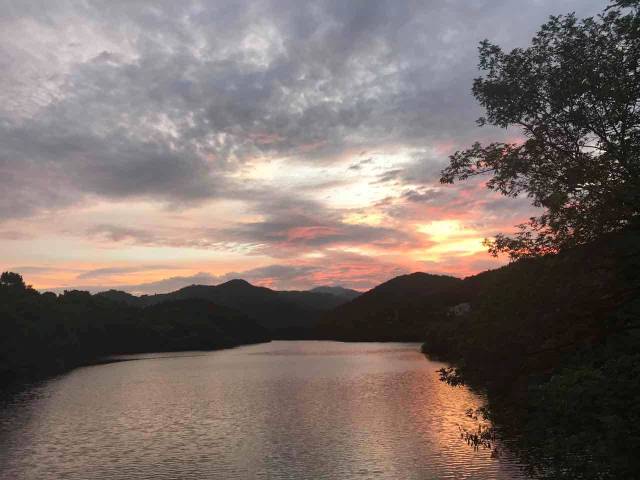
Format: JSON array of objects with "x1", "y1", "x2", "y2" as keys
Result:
[
  {"x1": 0, "y1": 272, "x2": 26, "y2": 289},
  {"x1": 442, "y1": 0, "x2": 640, "y2": 259}
]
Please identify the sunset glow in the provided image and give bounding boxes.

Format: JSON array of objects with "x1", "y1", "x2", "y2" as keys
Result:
[{"x1": 0, "y1": 0, "x2": 603, "y2": 293}]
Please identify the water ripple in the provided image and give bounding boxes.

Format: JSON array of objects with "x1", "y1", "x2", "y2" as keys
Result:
[{"x1": 0, "y1": 341, "x2": 528, "y2": 480}]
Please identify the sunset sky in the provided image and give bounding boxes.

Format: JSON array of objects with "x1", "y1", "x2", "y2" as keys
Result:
[{"x1": 1, "y1": 0, "x2": 606, "y2": 293}]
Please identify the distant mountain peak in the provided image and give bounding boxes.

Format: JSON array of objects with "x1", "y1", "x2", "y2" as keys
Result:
[
  {"x1": 94, "y1": 277, "x2": 359, "y2": 331},
  {"x1": 316, "y1": 271, "x2": 463, "y2": 341},
  {"x1": 310, "y1": 285, "x2": 360, "y2": 297},
  {"x1": 311, "y1": 285, "x2": 350, "y2": 292},
  {"x1": 95, "y1": 289, "x2": 141, "y2": 306},
  {"x1": 219, "y1": 278, "x2": 253, "y2": 287}
]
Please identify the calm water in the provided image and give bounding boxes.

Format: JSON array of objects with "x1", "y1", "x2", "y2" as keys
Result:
[{"x1": 0, "y1": 341, "x2": 527, "y2": 480}]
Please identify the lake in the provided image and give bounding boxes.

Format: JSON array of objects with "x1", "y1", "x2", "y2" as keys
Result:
[{"x1": 0, "y1": 341, "x2": 527, "y2": 479}]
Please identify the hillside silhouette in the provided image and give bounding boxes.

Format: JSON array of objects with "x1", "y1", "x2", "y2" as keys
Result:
[
  {"x1": 98, "y1": 280, "x2": 360, "y2": 335},
  {"x1": 316, "y1": 273, "x2": 462, "y2": 341},
  {"x1": 0, "y1": 279, "x2": 270, "y2": 384}
]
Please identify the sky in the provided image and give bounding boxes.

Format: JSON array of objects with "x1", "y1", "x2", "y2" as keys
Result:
[{"x1": 0, "y1": 0, "x2": 607, "y2": 293}]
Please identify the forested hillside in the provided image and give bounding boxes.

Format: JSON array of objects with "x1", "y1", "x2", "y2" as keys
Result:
[
  {"x1": 0, "y1": 274, "x2": 360, "y2": 384},
  {"x1": 0, "y1": 275, "x2": 270, "y2": 384},
  {"x1": 316, "y1": 273, "x2": 462, "y2": 340},
  {"x1": 422, "y1": 228, "x2": 640, "y2": 479},
  {"x1": 98, "y1": 279, "x2": 359, "y2": 334}
]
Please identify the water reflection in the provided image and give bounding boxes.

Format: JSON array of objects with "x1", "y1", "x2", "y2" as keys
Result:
[{"x1": 0, "y1": 341, "x2": 527, "y2": 479}]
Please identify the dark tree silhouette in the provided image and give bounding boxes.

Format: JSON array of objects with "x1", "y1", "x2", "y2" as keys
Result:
[
  {"x1": 442, "y1": 0, "x2": 640, "y2": 259},
  {"x1": 0, "y1": 271, "x2": 26, "y2": 289},
  {"x1": 0, "y1": 272, "x2": 270, "y2": 383}
]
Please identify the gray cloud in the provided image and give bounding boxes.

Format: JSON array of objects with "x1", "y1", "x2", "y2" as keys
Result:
[
  {"x1": 85, "y1": 191, "x2": 420, "y2": 254},
  {"x1": 219, "y1": 264, "x2": 321, "y2": 289},
  {"x1": 87, "y1": 225, "x2": 159, "y2": 244},
  {"x1": 218, "y1": 189, "x2": 422, "y2": 253},
  {"x1": 224, "y1": 214, "x2": 414, "y2": 252},
  {"x1": 42, "y1": 249, "x2": 406, "y2": 293},
  {"x1": 43, "y1": 272, "x2": 218, "y2": 295},
  {"x1": 401, "y1": 188, "x2": 444, "y2": 204},
  {"x1": 117, "y1": 272, "x2": 219, "y2": 295},
  {"x1": 4, "y1": 265, "x2": 67, "y2": 275},
  {"x1": 348, "y1": 157, "x2": 373, "y2": 171},
  {"x1": 0, "y1": 230, "x2": 32, "y2": 240},
  {"x1": 372, "y1": 148, "x2": 453, "y2": 188},
  {"x1": 0, "y1": 0, "x2": 607, "y2": 220},
  {"x1": 76, "y1": 265, "x2": 173, "y2": 280}
]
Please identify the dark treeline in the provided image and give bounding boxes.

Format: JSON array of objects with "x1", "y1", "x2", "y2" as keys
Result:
[
  {"x1": 423, "y1": 229, "x2": 640, "y2": 479},
  {"x1": 0, "y1": 274, "x2": 359, "y2": 384},
  {"x1": 0, "y1": 273, "x2": 270, "y2": 384},
  {"x1": 97, "y1": 279, "x2": 359, "y2": 337},
  {"x1": 316, "y1": 272, "x2": 463, "y2": 341},
  {"x1": 422, "y1": 0, "x2": 640, "y2": 476}
]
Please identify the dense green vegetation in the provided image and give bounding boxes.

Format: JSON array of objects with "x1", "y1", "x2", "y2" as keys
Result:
[{"x1": 0, "y1": 273, "x2": 270, "y2": 384}]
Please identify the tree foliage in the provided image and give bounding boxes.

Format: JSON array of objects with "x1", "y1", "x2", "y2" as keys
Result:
[
  {"x1": 0, "y1": 274, "x2": 270, "y2": 383},
  {"x1": 442, "y1": 0, "x2": 640, "y2": 259},
  {"x1": 0, "y1": 271, "x2": 26, "y2": 289},
  {"x1": 421, "y1": 228, "x2": 640, "y2": 479}
]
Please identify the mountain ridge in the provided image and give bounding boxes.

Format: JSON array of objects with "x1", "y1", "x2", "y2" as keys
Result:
[
  {"x1": 96, "y1": 280, "x2": 362, "y2": 333},
  {"x1": 316, "y1": 272, "x2": 463, "y2": 341}
]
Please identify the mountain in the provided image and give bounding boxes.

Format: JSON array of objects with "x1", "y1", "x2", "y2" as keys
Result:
[
  {"x1": 142, "y1": 280, "x2": 313, "y2": 331},
  {"x1": 309, "y1": 286, "x2": 361, "y2": 301},
  {"x1": 316, "y1": 273, "x2": 462, "y2": 341},
  {"x1": 97, "y1": 279, "x2": 358, "y2": 334},
  {"x1": 96, "y1": 289, "x2": 141, "y2": 306},
  {"x1": 278, "y1": 287, "x2": 359, "y2": 311}
]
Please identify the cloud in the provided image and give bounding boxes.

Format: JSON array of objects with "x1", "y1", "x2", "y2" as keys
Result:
[
  {"x1": 76, "y1": 265, "x2": 173, "y2": 280},
  {"x1": 0, "y1": 0, "x2": 607, "y2": 220},
  {"x1": 217, "y1": 264, "x2": 321, "y2": 290},
  {"x1": 44, "y1": 272, "x2": 218, "y2": 295},
  {"x1": 2, "y1": 0, "x2": 608, "y2": 291},
  {"x1": 117, "y1": 272, "x2": 220, "y2": 295},
  {"x1": 401, "y1": 188, "x2": 444, "y2": 204},
  {"x1": 42, "y1": 249, "x2": 409, "y2": 294},
  {"x1": 224, "y1": 214, "x2": 414, "y2": 253},
  {"x1": 5, "y1": 266, "x2": 65, "y2": 275},
  {"x1": 87, "y1": 225, "x2": 158, "y2": 244},
  {"x1": 0, "y1": 230, "x2": 32, "y2": 240},
  {"x1": 82, "y1": 188, "x2": 421, "y2": 255},
  {"x1": 348, "y1": 157, "x2": 373, "y2": 171}
]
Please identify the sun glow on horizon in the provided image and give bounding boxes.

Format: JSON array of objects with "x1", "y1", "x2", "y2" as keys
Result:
[
  {"x1": 416, "y1": 220, "x2": 487, "y2": 261},
  {"x1": 1, "y1": 0, "x2": 556, "y2": 293},
  {"x1": 417, "y1": 220, "x2": 467, "y2": 241}
]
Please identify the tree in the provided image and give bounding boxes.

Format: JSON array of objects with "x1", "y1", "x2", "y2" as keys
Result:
[
  {"x1": 441, "y1": 0, "x2": 640, "y2": 259},
  {"x1": 0, "y1": 272, "x2": 26, "y2": 289}
]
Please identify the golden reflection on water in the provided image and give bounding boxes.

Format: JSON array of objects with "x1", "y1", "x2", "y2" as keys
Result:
[{"x1": 0, "y1": 342, "x2": 527, "y2": 480}]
